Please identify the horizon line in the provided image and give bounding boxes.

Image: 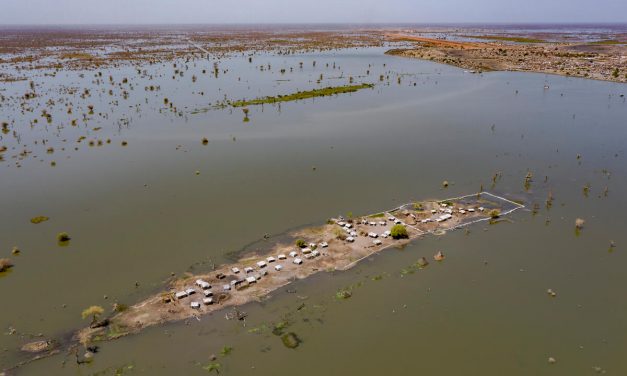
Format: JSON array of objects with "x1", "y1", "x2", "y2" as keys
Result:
[{"x1": 1, "y1": 21, "x2": 627, "y2": 27}]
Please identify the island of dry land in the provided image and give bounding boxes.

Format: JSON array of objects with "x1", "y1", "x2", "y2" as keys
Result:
[
  {"x1": 72, "y1": 192, "x2": 523, "y2": 347},
  {"x1": 385, "y1": 33, "x2": 627, "y2": 83}
]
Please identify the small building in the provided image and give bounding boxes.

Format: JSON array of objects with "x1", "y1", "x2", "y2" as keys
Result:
[
  {"x1": 244, "y1": 267, "x2": 254, "y2": 273},
  {"x1": 293, "y1": 258, "x2": 303, "y2": 265},
  {"x1": 204, "y1": 290, "x2": 213, "y2": 297},
  {"x1": 346, "y1": 236, "x2": 355, "y2": 242},
  {"x1": 368, "y1": 232, "x2": 378, "y2": 238},
  {"x1": 320, "y1": 242, "x2": 328, "y2": 248},
  {"x1": 394, "y1": 219, "x2": 402, "y2": 224},
  {"x1": 379, "y1": 221, "x2": 386, "y2": 226},
  {"x1": 246, "y1": 276, "x2": 257, "y2": 284},
  {"x1": 256, "y1": 261, "x2": 267, "y2": 268},
  {"x1": 185, "y1": 288, "x2": 196, "y2": 295},
  {"x1": 175, "y1": 291, "x2": 188, "y2": 299},
  {"x1": 223, "y1": 284, "x2": 231, "y2": 291},
  {"x1": 373, "y1": 239, "x2": 382, "y2": 245},
  {"x1": 369, "y1": 221, "x2": 376, "y2": 226},
  {"x1": 231, "y1": 267, "x2": 240, "y2": 274},
  {"x1": 312, "y1": 250, "x2": 320, "y2": 257},
  {"x1": 289, "y1": 251, "x2": 298, "y2": 257},
  {"x1": 274, "y1": 264, "x2": 283, "y2": 271},
  {"x1": 203, "y1": 297, "x2": 213, "y2": 305},
  {"x1": 278, "y1": 254, "x2": 287, "y2": 260},
  {"x1": 200, "y1": 281, "x2": 211, "y2": 290},
  {"x1": 266, "y1": 256, "x2": 276, "y2": 263},
  {"x1": 302, "y1": 248, "x2": 312, "y2": 254},
  {"x1": 190, "y1": 301, "x2": 201, "y2": 309}
]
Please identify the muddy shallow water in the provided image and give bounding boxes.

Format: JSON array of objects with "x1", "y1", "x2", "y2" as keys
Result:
[{"x1": 1, "y1": 45, "x2": 627, "y2": 375}]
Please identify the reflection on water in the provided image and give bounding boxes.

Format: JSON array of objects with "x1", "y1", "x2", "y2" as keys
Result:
[{"x1": 1, "y1": 47, "x2": 627, "y2": 375}]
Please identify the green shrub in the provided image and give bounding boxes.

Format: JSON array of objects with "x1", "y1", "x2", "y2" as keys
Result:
[
  {"x1": 390, "y1": 224, "x2": 408, "y2": 239},
  {"x1": 295, "y1": 239, "x2": 306, "y2": 248}
]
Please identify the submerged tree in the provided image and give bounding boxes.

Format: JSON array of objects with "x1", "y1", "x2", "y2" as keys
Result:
[{"x1": 81, "y1": 305, "x2": 104, "y2": 326}]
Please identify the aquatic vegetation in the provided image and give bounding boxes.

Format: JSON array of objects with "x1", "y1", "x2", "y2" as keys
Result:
[
  {"x1": 57, "y1": 232, "x2": 71, "y2": 242},
  {"x1": 219, "y1": 346, "x2": 233, "y2": 356},
  {"x1": 202, "y1": 362, "x2": 221, "y2": 374},
  {"x1": 279, "y1": 332, "x2": 301, "y2": 349},
  {"x1": 271, "y1": 321, "x2": 289, "y2": 336},
  {"x1": 229, "y1": 84, "x2": 374, "y2": 107},
  {"x1": 336, "y1": 289, "x2": 352, "y2": 299},
  {"x1": 30, "y1": 216, "x2": 49, "y2": 224},
  {"x1": 390, "y1": 224, "x2": 408, "y2": 239},
  {"x1": 416, "y1": 257, "x2": 429, "y2": 268}
]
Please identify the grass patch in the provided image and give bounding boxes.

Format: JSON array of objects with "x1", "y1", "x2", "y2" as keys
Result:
[
  {"x1": 230, "y1": 84, "x2": 374, "y2": 107},
  {"x1": 106, "y1": 325, "x2": 129, "y2": 340},
  {"x1": 368, "y1": 213, "x2": 385, "y2": 218}
]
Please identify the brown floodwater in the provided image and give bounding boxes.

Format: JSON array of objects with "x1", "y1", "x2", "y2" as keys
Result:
[{"x1": 1, "y1": 44, "x2": 627, "y2": 375}]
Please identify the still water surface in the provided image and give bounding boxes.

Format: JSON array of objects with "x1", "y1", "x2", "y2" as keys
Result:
[{"x1": 1, "y1": 47, "x2": 626, "y2": 374}]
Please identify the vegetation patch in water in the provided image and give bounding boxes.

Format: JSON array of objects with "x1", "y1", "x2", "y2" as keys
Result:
[
  {"x1": 280, "y1": 332, "x2": 301, "y2": 349},
  {"x1": 30, "y1": 216, "x2": 49, "y2": 224},
  {"x1": 229, "y1": 83, "x2": 374, "y2": 107}
]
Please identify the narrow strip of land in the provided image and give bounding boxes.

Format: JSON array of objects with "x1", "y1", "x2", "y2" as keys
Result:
[
  {"x1": 229, "y1": 83, "x2": 374, "y2": 107},
  {"x1": 69, "y1": 192, "x2": 522, "y2": 347}
]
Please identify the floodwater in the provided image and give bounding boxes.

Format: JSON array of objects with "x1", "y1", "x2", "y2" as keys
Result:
[{"x1": 1, "y1": 46, "x2": 627, "y2": 375}]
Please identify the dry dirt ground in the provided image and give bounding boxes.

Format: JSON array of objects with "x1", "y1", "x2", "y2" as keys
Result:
[{"x1": 385, "y1": 33, "x2": 627, "y2": 83}]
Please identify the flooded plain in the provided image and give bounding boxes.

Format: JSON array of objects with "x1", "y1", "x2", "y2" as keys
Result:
[{"x1": 1, "y1": 43, "x2": 627, "y2": 375}]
